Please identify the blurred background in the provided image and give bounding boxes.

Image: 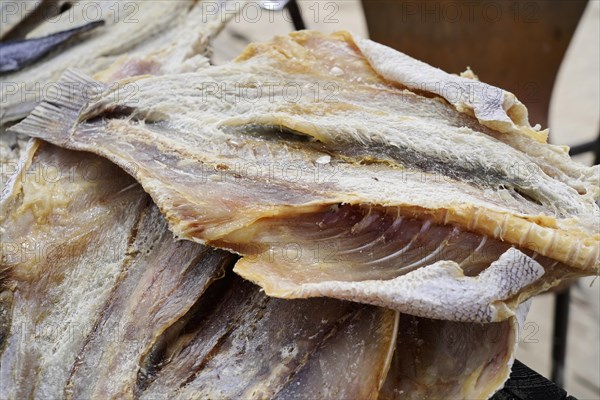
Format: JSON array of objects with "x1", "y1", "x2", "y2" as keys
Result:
[{"x1": 212, "y1": 1, "x2": 599, "y2": 398}]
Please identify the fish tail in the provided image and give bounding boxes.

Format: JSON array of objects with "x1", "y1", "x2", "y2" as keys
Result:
[{"x1": 9, "y1": 68, "x2": 108, "y2": 144}]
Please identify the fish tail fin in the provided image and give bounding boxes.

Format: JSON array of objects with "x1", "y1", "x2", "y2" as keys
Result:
[{"x1": 9, "y1": 68, "x2": 108, "y2": 145}]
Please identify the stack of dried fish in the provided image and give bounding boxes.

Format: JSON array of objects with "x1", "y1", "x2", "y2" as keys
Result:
[
  {"x1": 1, "y1": 3, "x2": 598, "y2": 399},
  {"x1": 1, "y1": 0, "x2": 238, "y2": 188},
  {"x1": 0, "y1": 0, "x2": 236, "y2": 123}
]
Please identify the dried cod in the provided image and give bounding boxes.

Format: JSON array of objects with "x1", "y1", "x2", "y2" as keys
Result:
[
  {"x1": 0, "y1": 0, "x2": 241, "y2": 124},
  {"x1": 0, "y1": 140, "x2": 398, "y2": 399},
  {"x1": 11, "y1": 31, "x2": 598, "y2": 323},
  {"x1": 0, "y1": 0, "x2": 241, "y2": 194},
  {"x1": 380, "y1": 303, "x2": 530, "y2": 400},
  {"x1": 0, "y1": 24, "x2": 574, "y2": 399},
  {"x1": 1, "y1": 140, "x2": 153, "y2": 398},
  {"x1": 140, "y1": 273, "x2": 397, "y2": 400}
]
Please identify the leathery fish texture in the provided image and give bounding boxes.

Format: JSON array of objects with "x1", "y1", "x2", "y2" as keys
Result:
[
  {"x1": 0, "y1": 140, "x2": 397, "y2": 399},
  {"x1": 0, "y1": 142, "x2": 526, "y2": 400},
  {"x1": 0, "y1": 0, "x2": 241, "y2": 124},
  {"x1": 10, "y1": 30, "x2": 599, "y2": 324},
  {"x1": 0, "y1": 0, "x2": 239, "y2": 194}
]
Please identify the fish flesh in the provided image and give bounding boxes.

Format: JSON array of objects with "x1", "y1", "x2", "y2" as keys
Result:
[
  {"x1": 380, "y1": 302, "x2": 530, "y2": 400},
  {"x1": 0, "y1": 0, "x2": 235, "y2": 176},
  {"x1": 0, "y1": 0, "x2": 243, "y2": 124},
  {"x1": 11, "y1": 31, "x2": 598, "y2": 322},
  {"x1": 0, "y1": 142, "x2": 520, "y2": 400},
  {"x1": 139, "y1": 272, "x2": 397, "y2": 400},
  {"x1": 1, "y1": 140, "x2": 152, "y2": 398},
  {"x1": 0, "y1": 140, "x2": 397, "y2": 399}
]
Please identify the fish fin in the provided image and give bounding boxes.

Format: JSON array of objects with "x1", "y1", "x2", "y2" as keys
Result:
[
  {"x1": 9, "y1": 68, "x2": 107, "y2": 144},
  {"x1": 0, "y1": 20, "x2": 105, "y2": 73}
]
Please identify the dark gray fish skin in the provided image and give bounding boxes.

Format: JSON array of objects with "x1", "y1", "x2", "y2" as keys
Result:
[
  {"x1": 379, "y1": 313, "x2": 519, "y2": 400},
  {"x1": 140, "y1": 272, "x2": 397, "y2": 400},
  {"x1": 0, "y1": 20, "x2": 104, "y2": 74},
  {"x1": 1, "y1": 0, "x2": 70, "y2": 41},
  {"x1": 0, "y1": 141, "x2": 397, "y2": 399}
]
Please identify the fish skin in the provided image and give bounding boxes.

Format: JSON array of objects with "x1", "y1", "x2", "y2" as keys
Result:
[
  {"x1": 0, "y1": 141, "x2": 398, "y2": 399},
  {"x1": 9, "y1": 32, "x2": 599, "y2": 320},
  {"x1": 140, "y1": 273, "x2": 398, "y2": 400},
  {"x1": 0, "y1": 20, "x2": 105, "y2": 74},
  {"x1": 0, "y1": 0, "x2": 244, "y2": 125},
  {"x1": 0, "y1": 141, "x2": 150, "y2": 398},
  {"x1": 380, "y1": 301, "x2": 531, "y2": 400},
  {"x1": 351, "y1": 35, "x2": 548, "y2": 143}
]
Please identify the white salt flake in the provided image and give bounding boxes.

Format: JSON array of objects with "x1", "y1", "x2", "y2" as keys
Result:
[
  {"x1": 316, "y1": 155, "x2": 331, "y2": 164},
  {"x1": 330, "y1": 66, "x2": 344, "y2": 76}
]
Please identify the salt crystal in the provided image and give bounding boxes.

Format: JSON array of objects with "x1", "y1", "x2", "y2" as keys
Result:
[
  {"x1": 330, "y1": 66, "x2": 344, "y2": 76},
  {"x1": 316, "y1": 155, "x2": 331, "y2": 164}
]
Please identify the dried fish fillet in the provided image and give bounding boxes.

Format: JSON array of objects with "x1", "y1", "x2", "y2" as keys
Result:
[
  {"x1": 62, "y1": 207, "x2": 234, "y2": 399},
  {"x1": 11, "y1": 31, "x2": 599, "y2": 322},
  {"x1": 0, "y1": 140, "x2": 148, "y2": 398},
  {"x1": 0, "y1": 141, "x2": 232, "y2": 399},
  {"x1": 0, "y1": 141, "x2": 398, "y2": 399},
  {"x1": 380, "y1": 302, "x2": 530, "y2": 400},
  {"x1": 0, "y1": 0, "x2": 240, "y2": 124},
  {"x1": 141, "y1": 273, "x2": 397, "y2": 400}
]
